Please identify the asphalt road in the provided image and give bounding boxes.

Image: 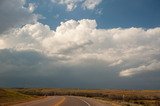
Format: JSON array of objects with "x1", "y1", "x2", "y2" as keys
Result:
[{"x1": 14, "y1": 96, "x2": 112, "y2": 106}]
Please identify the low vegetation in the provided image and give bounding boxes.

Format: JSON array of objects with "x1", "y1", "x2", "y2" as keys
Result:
[
  {"x1": 0, "y1": 88, "x2": 160, "y2": 106},
  {"x1": 0, "y1": 88, "x2": 39, "y2": 106}
]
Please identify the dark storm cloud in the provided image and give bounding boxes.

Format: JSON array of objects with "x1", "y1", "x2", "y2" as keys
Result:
[{"x1": 0, "y1": 49, "x2": 160, "y2": 89}]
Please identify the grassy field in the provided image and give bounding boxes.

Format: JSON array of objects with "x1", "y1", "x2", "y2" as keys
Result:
[
  {"x1": 0, "y1": 88, "x2": 160, "y2": 106},
  {"x1": 0, "y1": 88, "x2": 40, "y2": 106}
]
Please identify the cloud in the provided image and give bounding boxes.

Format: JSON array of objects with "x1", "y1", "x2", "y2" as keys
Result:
[
  {"x1": 0, "y1": 39, "x2": 6, "y2": 49},
  {"x1": 95, "y1": 8, "x2": 103, "y2": 15},
  {"x1": 42, "y1": 19, "x2": 97, "y2": 53},
  {"x1": 0, "y1": 19, "x2": 160, "y2": 88},
  {"x1": 28, "y1": 3, "x2": 37, "y2": 13},
  {"x1": 51, "y1": 0, "x2": 102, "y2": 11},
  {"x1": 0, "y1": 0, "x2": 159, "y2": 89},
  {"x1": 1, "y1": 22, "x2": 54, "y2": 51},
  {"x1": 51, "y1": 0, "x2": 81, "y2": 11},
  {"x1": 0, "y1": 0, "x2": 40, "y2": 34},
  {"x1": 120, "y1": 61, "x2": 160, "y2": 77},
  {"x1": 82, "y1": 0, "x2": 102, "y2": 10}
]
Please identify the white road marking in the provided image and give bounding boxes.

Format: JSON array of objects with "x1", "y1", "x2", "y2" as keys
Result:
[{"x1": 79, "y1": 98, "x2": 91, "y2": 106}]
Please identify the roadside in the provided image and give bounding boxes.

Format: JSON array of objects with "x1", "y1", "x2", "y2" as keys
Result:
[{"x1": 0, "y1": 89, "x2": 43, "y2": 106}]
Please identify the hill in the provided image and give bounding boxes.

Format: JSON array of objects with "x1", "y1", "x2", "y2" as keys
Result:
[{"x1": 0, "y1": 88, "x2": 38, "y2": 106}]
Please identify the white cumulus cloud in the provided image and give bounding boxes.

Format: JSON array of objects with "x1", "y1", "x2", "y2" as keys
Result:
[
  {"x1": 1, "y1": 19, "x2": 160, "y2": 78},
  {"x1": 82, "y1": 0, "x2": 102, "y2": 10},
  {"x1": 51, "y1": 0, "x2": 102, "y2": 11},
  {"x1": 51, "y1": 0, "x2": 82, "y2": 11}
]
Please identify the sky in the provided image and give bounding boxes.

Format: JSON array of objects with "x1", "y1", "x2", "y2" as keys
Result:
[{"x1": 0, "y1": 0, "x2": 160, "y2": 89}]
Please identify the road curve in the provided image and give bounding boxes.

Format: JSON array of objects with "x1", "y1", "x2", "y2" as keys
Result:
[{"x1": 14, "y1": 96, "x2": 112, "y2": 106}]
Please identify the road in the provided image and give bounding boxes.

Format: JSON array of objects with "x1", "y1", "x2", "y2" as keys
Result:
[{"x1": 14, "y1": 96, "x2": 112, "y2": 106}]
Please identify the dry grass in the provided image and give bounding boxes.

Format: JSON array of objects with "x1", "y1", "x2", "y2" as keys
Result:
[{"x1": 0, "y1": 88, "x2": 40, "y2": 106}]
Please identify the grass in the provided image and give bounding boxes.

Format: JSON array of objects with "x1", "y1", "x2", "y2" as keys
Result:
[
  {"x1": 0, "y1": 88, "x2": 40, "y2": 106},
  {"x1": 0, "y1": 88, "x2": 160, "y2": 106}
]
